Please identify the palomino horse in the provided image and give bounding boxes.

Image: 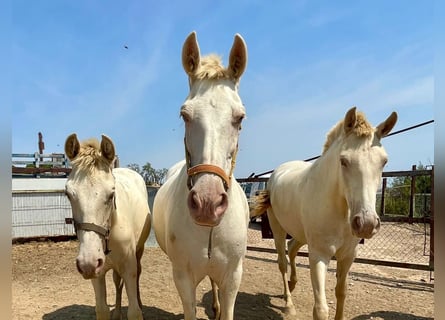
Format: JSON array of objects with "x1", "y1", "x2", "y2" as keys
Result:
[
  {"x1": 251, "y1": 107, "x2": 397, "y2": 320},
  {"x1": 64, "y1": 134, "x2": 151, "y2": 320},
  {"x1": 153, "y1": 31, "x2": 249, "y2": 320}
]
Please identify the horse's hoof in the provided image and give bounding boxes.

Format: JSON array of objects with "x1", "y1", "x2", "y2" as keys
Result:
[
  {"x1": 288, "y1": 280, "x2": 296, "y2": 292},
  {"x1": 284, "y1": 305, "x2": 297, "y2": 316}
]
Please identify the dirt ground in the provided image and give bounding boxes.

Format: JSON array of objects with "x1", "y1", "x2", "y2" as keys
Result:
[{"x1": 12, "y1": 231, "x2": 434, "y2": 320}]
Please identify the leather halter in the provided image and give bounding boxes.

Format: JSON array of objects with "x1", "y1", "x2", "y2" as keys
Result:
[
  {"x1": 184, "y1": 137, "x2": 238, "y2": 190},
  {"x1": 73, "y1": 195, "x2": 115, "y2": 255}
]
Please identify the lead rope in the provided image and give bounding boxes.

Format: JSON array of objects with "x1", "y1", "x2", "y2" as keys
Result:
[{"x1": 208, "y1": 227, "x2": 213, "y2": 259}]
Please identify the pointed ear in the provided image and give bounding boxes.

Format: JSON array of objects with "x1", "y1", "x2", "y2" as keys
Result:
[
  {"x1": 64, "y1": 133, "x2": 80, "y2": 161},
  {"x1": 343, "y1": 106, "x2": 357, "y2": 134},
  {"x1": 228, "y1": 33, "x2": 248, "y2": 80},
  {"x1": 182, "y1": 31, "x2": 200, "y2": 77},
  {"x1": 100, "y1": 134, "x2": 116, "y2": 164},
  {"x1": 376, "y1": 111, "x2": 398, "y2": 138}
]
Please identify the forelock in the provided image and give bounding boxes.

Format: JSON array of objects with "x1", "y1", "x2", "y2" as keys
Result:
[{"x1": 322, "y1": 111, "x2": 373, "y2": 154}]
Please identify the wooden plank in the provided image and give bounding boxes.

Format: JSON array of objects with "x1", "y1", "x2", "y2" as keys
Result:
[{"x1": 12, "y1": 167, "x2": 71, "y2": 174}]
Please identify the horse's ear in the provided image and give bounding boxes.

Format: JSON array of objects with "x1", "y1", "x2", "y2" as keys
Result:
[
  {"x1": 100, "y1": 134, "x2": 116, "y2": 164},
  {"x1": 65, "y1": 133, "x2": 80, "y2": 161},
  {"x1": 228, "y1": 34, "x2": 248, "y2": 80},
  {"x1": 376, "y1": 111, "x2": 398, "y2": 138},
  {"x1": 182, "y1": 31, "x2": 200, "y2": 77},
  {"x1": 344, "y1": 106, "x2": 357, "y2": 134}
]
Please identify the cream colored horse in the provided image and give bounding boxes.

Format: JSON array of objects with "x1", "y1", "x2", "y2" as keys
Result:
[
  {"x1": 153, "y1": 31, "x2": 249, "y2": 320},
  {"x1": 251, "y1": 107, "x2": 397, "y2": 320},
  {"x1": 65, "y1": 134, "x2": 151, "y2": 320}
]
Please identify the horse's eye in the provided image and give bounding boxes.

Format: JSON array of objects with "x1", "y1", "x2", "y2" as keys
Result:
[
  {"x1": 233, "y1": 115, "x2": 244, "y2": 129},
  {"x1": 180, "y1": 109, "x2": 192, "y2": 123},
  {"x1": 340, "y1": 158, "x2": 349, "y2": 168},
  {"x1": 106, "y1": 191, "x2": 115, "y2": 204}
]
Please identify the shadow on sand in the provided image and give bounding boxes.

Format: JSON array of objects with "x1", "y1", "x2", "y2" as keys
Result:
[
  {"x1": 42, "y1": 290, "x2": 284, "y2": 320},
  {"x1": 351, "y1": 311, "x2": 433, "y2": 320}
]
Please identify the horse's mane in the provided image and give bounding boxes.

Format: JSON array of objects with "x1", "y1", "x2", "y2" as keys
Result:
[
  {"x1": 70, "y1": 138, "x2": 111, "y2": 172},
  {"x1": 193, "y1": 54, "x2": 232, "y2": 81},
  {"x1": 322, "y1": 111, "x2": 373, "y2": 154}
]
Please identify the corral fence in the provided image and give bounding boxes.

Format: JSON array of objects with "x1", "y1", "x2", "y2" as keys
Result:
[
  {"x1": 12, "y1": 152, "x2": 71, "y2": 178},
  {"x1": 11, "y1": 152, "x2": 434, "y2": 273},
  {"x1": 238, "y1": 165, "x2": 434, "y2": 274}
]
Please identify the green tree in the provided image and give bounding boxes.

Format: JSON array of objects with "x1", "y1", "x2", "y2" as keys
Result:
[
  {"x1": 127, "y1": 162, "x2": 168, "y2": 186},
  {"x1": 385, "y1": 163, "x2": 432, "y2": 218},
  {"x1": 127, "y1": 163, "x2": 141, "y2": 174}
]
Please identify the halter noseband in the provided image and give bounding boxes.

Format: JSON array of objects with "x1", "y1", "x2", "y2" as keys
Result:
[
  {"x1": 185, "y1": 137, "x2": 238, "y2": 191},
  {"x1": 74, "y1": 222, "x2": 111, "y2": 255}
]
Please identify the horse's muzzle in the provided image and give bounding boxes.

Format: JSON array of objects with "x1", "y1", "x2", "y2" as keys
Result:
[
  {"x1": 351, "y1": 211, "x2": 381, "y2": 239},
  {"x1": 187, "y1": 189, "x2": 228, "y2": 227}
]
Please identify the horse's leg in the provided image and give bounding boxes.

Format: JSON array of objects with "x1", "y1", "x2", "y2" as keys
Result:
[
  {"x1": 136, "y1": 245, "x2": 144, "y2": 308},
  {"x1": 267, "y1": 209, "x2": 296, "y2": 316},
  {"x1": 334, "y1": 251, "x2": 356, "y2": 320},
  {"x1": 210, "y1": 277, "x2": 221, "y2": 320},
  {"x1": 287, "y1": 238, "x2": 303, "y2": 292},
  {"x1": 121, "y1": 258, "x2": 143, "y2": 320},
  {"x1": 217, "y1": 260, "x2": 243, "y2": 320},
  {"x1": 111, "y1": 270, "x2": 123, "y2": 320},
  {"x1": 91, "y1": 275, "x2": 111, "y2": 320},
  {"x1": 309, "y1": 252, "x2": 329, "y2": 320},
  {"x1": 172, "y1": 267, "x2": 197, "y2": 320}
]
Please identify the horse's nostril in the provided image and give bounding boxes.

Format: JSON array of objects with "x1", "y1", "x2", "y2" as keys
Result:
[
  {"x1": 76, "y1": 259, "x2": 82, "y2": 274},
  {"x1": 97, "y1": 258, "x2": 103, "y2": 269},
  {"x1": 188, "y1": 190, "x2": 201, "y2": 210},
  {"x1": 375, "y1": 217, "x2": 381, "y2": 230},
  {"x1": 217, "y1": 193, "x2": 228, "y2": 212},
  {"x1": 353, "y1": 215, "x2": 364, "y2": 232}
]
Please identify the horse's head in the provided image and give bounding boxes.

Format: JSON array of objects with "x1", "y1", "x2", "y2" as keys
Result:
[
  {"x1": 64, "y1": 133, "x2": 116, "y2": 279},
  {"x1": 181, "y1": 31, "x2": 247, "y2": 227},
  {"x1": 324, "y1": 107, "x2": 397, "y2": 239}
]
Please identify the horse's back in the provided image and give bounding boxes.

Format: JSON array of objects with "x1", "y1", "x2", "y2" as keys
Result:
[
  {"x1": 152, "y1": 161, "x2": 187, "y2": 253},
  {"x1": 112, "y1": 167, "x2": 151, "y2": 245},
  {"x1": 267, "y1": 160, "x2": 311, "y2": 240},
  {"x1": 269, "y1": 160, "x2": 311, "y2": 192},
  {"x1": 165, "y1": 160, "x2": 185, "y2": 181}
]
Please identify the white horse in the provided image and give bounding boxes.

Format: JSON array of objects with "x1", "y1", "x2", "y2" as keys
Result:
[
  {"x1": 251, "y1": 107, "x2": 397, "y2": 320},
  {"x1": 64, "y1": 134, "x2": 151, "y2": 320},
  {"x1": 153, "y1": 31, "x2": 249, "y2": 320}
]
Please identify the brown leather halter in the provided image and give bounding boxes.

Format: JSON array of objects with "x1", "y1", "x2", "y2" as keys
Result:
[{"x1": 184, "y1": 137, "x2": 238, "y2": 191}]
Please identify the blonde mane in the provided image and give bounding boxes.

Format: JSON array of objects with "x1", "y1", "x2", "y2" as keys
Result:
[
  {"x1": 70, "y1": 138, "x2": 111, "y2": 172},
  {"x1": 322, "y1": 111, "x2": 373, "y2": 154},
  {"x1": 193, "y1": 54, "x2": 232, "y2": 81}
]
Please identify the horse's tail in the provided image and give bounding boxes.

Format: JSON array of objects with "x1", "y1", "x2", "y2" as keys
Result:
[{"x1": 250, "y1": 190, "x2": 271, "y2": 217}]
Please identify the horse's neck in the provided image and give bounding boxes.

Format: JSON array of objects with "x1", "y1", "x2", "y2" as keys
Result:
[{"x1": 311, "y1": 146, "x2": 344, "y2": 198}]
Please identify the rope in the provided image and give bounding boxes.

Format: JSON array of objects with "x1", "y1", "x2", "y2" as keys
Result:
[{"x1": 253, "y1": 119, "x2": 434, "y2": 178}]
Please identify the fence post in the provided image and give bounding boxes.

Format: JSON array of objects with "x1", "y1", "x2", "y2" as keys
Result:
[
  {"x1": 429, "y1": 166, "x2": 434, "y2": 273},
  {"x1": 380, "y1": 177, "x2": 386, "y2": 217},
  {"x1": 409, "y1": 165, "x2": 416, "y2": 224},
  {"x1": 34, "y1": 152, "x2": 40, "y2": 179}
]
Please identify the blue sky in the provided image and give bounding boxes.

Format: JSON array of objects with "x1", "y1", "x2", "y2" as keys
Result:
[{"x1": 12, "y1": 1, "x2": 434, "y2": 177}]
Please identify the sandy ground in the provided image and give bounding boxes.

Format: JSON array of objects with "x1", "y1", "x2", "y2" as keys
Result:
[{"x1": 12, "y1": 229, "x2": 434, "y2": 320}]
